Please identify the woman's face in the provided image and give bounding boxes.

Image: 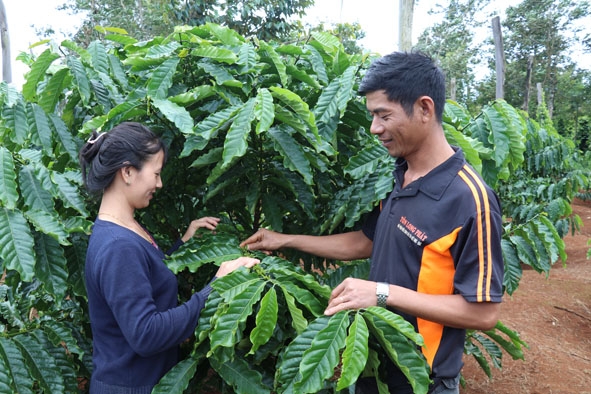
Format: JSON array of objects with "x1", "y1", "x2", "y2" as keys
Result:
[{"x1": 127, "y1": 150, "x2": 164, "y2": 209}]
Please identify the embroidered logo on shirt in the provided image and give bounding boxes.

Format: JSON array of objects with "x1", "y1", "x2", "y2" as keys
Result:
[{"x1": 398, "y1": 216, "x2": 428, "y2": 246}]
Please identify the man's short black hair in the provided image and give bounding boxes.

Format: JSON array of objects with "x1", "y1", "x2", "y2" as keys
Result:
[{"x1": 359, "y1": 51, "x2": 446, "y2": 123}]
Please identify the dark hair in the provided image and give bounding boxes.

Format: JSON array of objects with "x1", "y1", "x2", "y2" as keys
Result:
[
  {"x1": 79, "y1": 122, "x2": 167, "y2": 193},
  {"x1": 358, "y1": 51, "x2": 446, "y2": 122}
]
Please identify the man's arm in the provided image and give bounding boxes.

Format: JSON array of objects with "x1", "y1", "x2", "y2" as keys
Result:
[
  {"x1": 240, "y1": 229, "x2": 373, "y2": 261},
  {"x1": 324, "y1": 278, "x2": 500, "y2": 330}
]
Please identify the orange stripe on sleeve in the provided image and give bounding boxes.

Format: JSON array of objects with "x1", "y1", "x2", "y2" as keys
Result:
[{"x1": 458, "y1": 166, "x2": 494, "y2": 302}]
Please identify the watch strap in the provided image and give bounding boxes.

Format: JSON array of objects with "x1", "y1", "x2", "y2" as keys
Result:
[{"x1": 376, "y1": 282, "x2": 389, "y2": 308}]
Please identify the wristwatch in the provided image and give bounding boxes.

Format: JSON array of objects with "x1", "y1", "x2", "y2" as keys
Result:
[{"x1": 376, "y1": 282, "x2": 389, "y2": 308}]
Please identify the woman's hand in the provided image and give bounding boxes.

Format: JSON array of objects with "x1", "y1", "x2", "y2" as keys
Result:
[
  {"x1": 181, "y1": 217, "x2": 220, "y2": 242},
  {"x1": 215, "y1": 257, "x2": 260, "y2": 277}
]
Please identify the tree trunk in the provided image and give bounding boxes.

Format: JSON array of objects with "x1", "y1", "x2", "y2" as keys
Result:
[
  {"x1": 537, "y1": 82, "x2": 543, "y2": 106},
  {"x1": 523, "y1": 55, "x2": 534, "y2": 112},
  {"x1": 0, "y1": 0, "x2": 11, "y2": 83},
  {"x1": 450, "y1": 77, "x2": 457, "y2": 101},
  {"x1": 399, "y1": 0, "x2": 414, "y2": 51},
  {"x1": 492, "y1": 16, "x2": 504, "y2": 99}
]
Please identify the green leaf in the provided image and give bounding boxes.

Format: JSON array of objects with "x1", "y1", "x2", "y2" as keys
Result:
[
  {"x1": 88, "y1": 41, "x2": 110, "y2": 75},
  {"x1": 266, "y1": 258, "x2": 332, "y2": 301},
  {"x1": 166, "y1": 234, "x2": 243, "y2": 273},
  {"x1": 42, "y1": 320, "x2": 85, "y2": 358},
  {"x1": 13, "y1": 334, "x2": 65, "y2": 393},
  {"x1": 364, "y1": 307, "x2": 424, "y2": 345},
  {"x1": 501, "y1": 238, "x2": 523, "y2": 295},
  {"x1": 0, "y1": 147, "x2": 18, "y2": 210},
  {"x1": 337, "y1": 312, "x2": 369, "y2": 390},
  {"x1": 210, "y1": 356, "x2": 271, "y2": 394},
  {"x1": 51, "y1": 171, "x2": 89, "y2": 216},
  {"x1": 509, "y1": 233, "x2": 539, "y2": 270},
  {"x1": 285, "y1": 64, "x2": 321, "y2": 89},
  {"x1": 22, "y1": 49, "x2": 60, "y2": 102},
  {"x1": 275, "y1": 279, "x2": 325, "y2": 317},
  {"x1": 344, "y1": 144, "x2": 388, "y2": 180},
  {"x1": 275, "y1": 317, "x2": 328, "y2": 393},
  {"x1": 306, "y1": 45, "x2": 328, "y2": 85},
  {"x1": 31, "y1": 330, "x2": 79, "y2": 394},
  {"x1": 482, "y1": 322, "x2": 527, "y2": 361},
  {"x1": 38, "y1": 68, "x2": 70, "y2": 114},
  {"x1": 311, "y1": 31, "x2": 342, "y2": 53},
  {"x1": 211, "y1": 268, "x2": 261, "y2": 301},
  {"x1": 255, "y1": 88, "x2": 275, "y2": 134},
  {"x1": 294, "y1": 312, "x2": 349, "y2": 394},
  {"x1": 108, "y1": 53, "x2": 130, "y2": 89},
  {"x1": 3, "y1": 100, "x2": 29, "y2": 144},
  {"x1": 0, "y1": 208, "x2": 36, "y2": 281},
  {"x1": 66, "y1": 56, "x2": 92, "y2": 106},
  {"x1": 33, "y1": 233, "x2": 69, "y2": 300},
  {"x1": 0, "y1": 354, "x2": 13, "y2": 393},
  {"x1": 30, "y1": 105, "x2": 53, "y2": 157},
  {"x1": 280, "y1": 286, "x2": 307, "y2": 335},
  {"x1": 147, "y1": 57, "x2": 180, "y2": 99},
  {"x1": 0, "y1": 337, "x2": 33, "y2": 394},
  {"x1": 260, "y1": 41, "x2": 288, "y2": 86},
  {"x1": 364, "y1": 309, "x2": 431, "y2": 394},
  {"x1": 182, "y1": 104, "x2": 242, "y2": 156},
  {"x1": 209, "y1": 280, "x2": 266, "y2": 353},
  {"x1": 221, "y1": 98, "x2": 257, "y2": 170},
  {"x1": 191, "y1": 45, "x2": 238, "y2": 64},
  {"x1": 49, "y1": 114, "x2": 81, "y2": 163},
  {"x1": 268, "y1": 127, "x2": 314, "y2": 185},
  {"x1": 152, "y1": 357, "x2": 197, "y2": 394},
  {"x1": 269, "y1": 87, "x2": 318, "y2": 140},
  {"x1": 199, "y1": 61, "x2": 242, "y2": 87},
  {"x1": 24, "y1": 209, "x2": 69, "y2": 245},
  {"x1": 18, "y1": 165, "x2": 54, "y2": 213},
  {"x1": 152, "y1": 98, "x2": 194, "y2": 134},
  {"x1": 249, "y1": 286, "x2": 279, "y2": 355}
]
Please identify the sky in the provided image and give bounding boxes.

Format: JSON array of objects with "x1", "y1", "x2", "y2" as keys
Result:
[{"x1": 3, "y1": 0, "x2": 590, "y2": 89}]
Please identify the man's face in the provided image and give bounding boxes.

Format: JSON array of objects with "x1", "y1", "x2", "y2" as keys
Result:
[{"x1": 365, "y1": 90, "x2": 423, "y2": 159}]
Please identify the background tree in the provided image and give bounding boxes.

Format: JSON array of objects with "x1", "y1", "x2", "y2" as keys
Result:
[
  {"x1": 492, "y1": 0, "x2": 590, "y2": 119},
  {"x1": 415, "y1": 0, "x2": 484, "y2": 106},
  {"x1": 59, "y1": 0, "x2": 314, "y2": 45},
  {"x1": 0, "y1": 0, "x2": 10, "y2": 83}
]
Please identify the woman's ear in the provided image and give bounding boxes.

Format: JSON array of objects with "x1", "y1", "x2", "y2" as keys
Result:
[{"x1": 120, "y1": 166, "x2": 132, "y2": 186}]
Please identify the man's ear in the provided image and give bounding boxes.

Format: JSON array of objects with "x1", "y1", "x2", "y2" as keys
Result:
[{"x1": 416, "y1": 96, "x2": 436, "y2": 122}]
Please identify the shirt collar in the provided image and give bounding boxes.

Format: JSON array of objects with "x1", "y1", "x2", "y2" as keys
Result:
[{"x1": 393, "y1": 146, "x2": 466, "y2": 201}]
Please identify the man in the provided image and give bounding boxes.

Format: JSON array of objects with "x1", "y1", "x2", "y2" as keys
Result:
[{"x1": 240, "y1": 51, "x2": 504, "y2": 394}]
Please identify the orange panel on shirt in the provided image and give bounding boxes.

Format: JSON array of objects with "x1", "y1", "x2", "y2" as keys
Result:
[{"x1": 416, "y1": 227, "x2": 461, "y2": 366}]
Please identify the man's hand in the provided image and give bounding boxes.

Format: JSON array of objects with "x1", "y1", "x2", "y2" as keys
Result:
[
  {"x1": 324, "y1": 278, "x2": 381, "y2": 316},
  {"x1": 240, "y1": 228, "x2": 286, "y2": 254}
]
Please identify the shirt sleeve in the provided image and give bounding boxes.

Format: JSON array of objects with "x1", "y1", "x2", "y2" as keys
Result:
[
  {"x1": 166, "y1": 238, "x2": 184, "y2": 255},
  {"x1": 361, "y1": 203, "x2": 382, "y2": 241},
  {"x1": 452, "y1": 194, "x2": 505, "y2": 303}
]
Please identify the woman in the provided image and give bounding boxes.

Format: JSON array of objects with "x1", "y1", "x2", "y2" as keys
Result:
[{"x1": 79, "y1": 122, "x2": 259, "y2": 394}]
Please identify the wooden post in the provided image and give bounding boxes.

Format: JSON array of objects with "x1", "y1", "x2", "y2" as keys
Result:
[
  {"x1": 0, "y1": 0, "x2": 11, "y2": 83},
  {"x1": 492, "y1": 16, "x2": 504, "y2": 99},
  {"x1": 399, "y1": 0, "x2": 414, "y2": 51}
]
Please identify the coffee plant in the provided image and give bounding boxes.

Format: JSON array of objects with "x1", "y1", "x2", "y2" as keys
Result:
[{"x1": 0, "y1": 23, "x2": 587, "y2": 392}]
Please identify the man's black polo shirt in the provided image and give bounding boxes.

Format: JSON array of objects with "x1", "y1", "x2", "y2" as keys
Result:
[{"x1": 362, "y1": 147, "x2": 504, "y2": 385}]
